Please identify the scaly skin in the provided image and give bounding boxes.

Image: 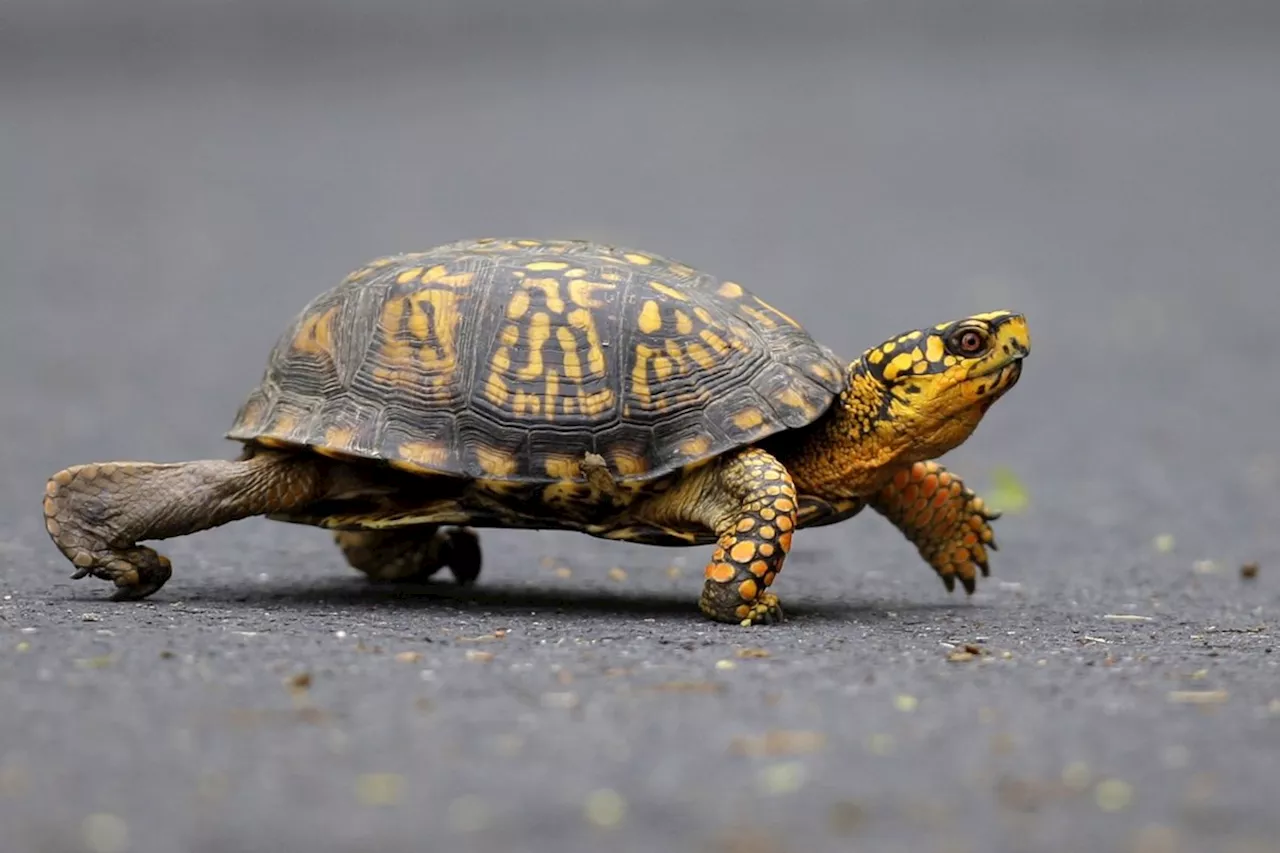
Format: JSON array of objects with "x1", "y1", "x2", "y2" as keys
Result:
[
  {"x1": 42, "y1": 452, "x2": 326, "y2": 600},
  {"x1": 869, "y1": 460, "x2": 1000, "y2": 594}
]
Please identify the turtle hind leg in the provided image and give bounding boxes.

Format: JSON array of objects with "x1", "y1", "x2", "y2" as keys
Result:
[
  {"x1": 42, "y1": 451, "x2": 326, "y2": 600},
  {"x1": 335, "y1": 527, "x2": 482, "y2": 586}
]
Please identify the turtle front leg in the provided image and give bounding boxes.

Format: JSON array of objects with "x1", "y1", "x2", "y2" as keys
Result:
[
  {"x1": 645, "y1": 447, "x2": 798, "y2": 626},
  {"x1": 335, "y1": 527, "x2": 482, "y2": 586},
  {"x1": 42, "y1": 451, "x2": 326, "y2": 600},
  {"x1": 869, "y1": 460, "x2": 1000, "y2": 594}
]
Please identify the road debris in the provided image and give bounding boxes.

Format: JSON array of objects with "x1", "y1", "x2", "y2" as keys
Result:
[
  {"x1": 1167, "y1": 690, "x2": 1229, "y2": 705},
  {"x1": 1102, "y1": 614, "x2": 1154, "y2": 622},
  {"x1": 729, "y1": 730, "x2": 825, "y2": 757},
  {"x1": 584, "y1": 788, "x2": 627, "y2": 827},
  {"x1": 1240, "y1": 562, "x2": 1260, "y2": 579}
]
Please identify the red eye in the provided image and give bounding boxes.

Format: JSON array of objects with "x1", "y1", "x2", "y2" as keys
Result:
[{"x1": 948, "y1": 328, "x2": 988, "y2": 356}]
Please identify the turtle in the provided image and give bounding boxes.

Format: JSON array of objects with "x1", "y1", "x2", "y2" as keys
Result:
[{"x1": 42, "y1": 238, "x2": 1029, "y2": 625}]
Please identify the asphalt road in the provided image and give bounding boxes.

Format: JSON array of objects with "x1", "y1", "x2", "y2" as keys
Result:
[{"x1": 3, "y1": 4, "x2": 1280, "y2": 852}]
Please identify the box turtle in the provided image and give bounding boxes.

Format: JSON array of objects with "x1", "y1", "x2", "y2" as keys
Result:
[{"x1": 43, "y1": 238, "x2": 1029, "y2": 625}]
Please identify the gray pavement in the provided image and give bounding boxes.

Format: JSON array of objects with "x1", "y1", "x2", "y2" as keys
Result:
[{"x1": 2, "y1": 3, "x2": 1280, "y2": 852}]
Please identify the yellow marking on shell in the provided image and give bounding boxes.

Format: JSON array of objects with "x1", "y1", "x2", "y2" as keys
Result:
[
  {"x1": 579, "y1": 388, "x2": 615, "y2": 416},
  {"x1": 322, "y1": 426, "x2": 356, "y2": 449},
  {"x1": 395, "y1": 441, "x2": 451, "y2": 472},
  {"x1": 421, "y1": 265, "x2": 474, "y2": 288},
  {"x1": 507, "y1": 289, "x2": 530, "y2": 319},
  {"x1": 882, "y1": 351, "x2": 917, "y2": 381},
  {"x1": 476, "y1": 446, "x2": 519, "y2": 477},
  {"x1": 650, "y1": 282, "x2": 688, "y2": 301},
  {"x1": 694, "y1": 307, "x2": 715, "y2": 325},
  {"x1": 517, "y1": 312, "x2": 552, "y2": 379},
  {"x1": 668, "y1": 262, "x2": 695, "y2": 278},
  {"x1": 270, "y1": 412, "x2": 299, "y2": 436},
  {"x1": 611, "y1": 450, "x2": 648, "y2": 477},
  {"x1": 777, "y1": 388, "x2": 809, "y2": 411},
  {"x1": 926, "y1": 335, "x2": 946, "y2": 363},
  {"x1": 717, "y1": 281, "x2": 744, "y2": 299},
  {"x1": 567, "y1": 309, "x2": 606, "y2": 375},
  {"x1": 754, "y1": 296, "x2": 801, "y2": 327},
  {"x1": 809, "y1": 362, "x2": 837, "y2": 382},
  {"x1": 685, "y1": 342, "x2": 716, "y2": 370},
  {"x1": 526, "y1": 261, "x2": 569, "y2": 271},
  {"x1": 484, "y1": 371, "x2": 510, "y2": 406},
  {"x1": 291, "y1": 306, "x2": 337, "y2": 357},
  {"x1": 491, "y1": 346, "x2": 512, "y2": 374},
  {"x1": 396, "y1": 266, "x2": 424, "y2": 284},
  {"x1": 680, "y1": 435, "x2": 712, "y2": 456},
  {"x1": 253, "y1": 436, "x2": 294, "y2": 449},
  {"x1": 557, "y1": 327, "x2": 583, "y2": 379},
  {"x1": 500, "y1": 324, "x2": 520, "y2": 346},
  {"x1": 652, "y1": 356, "x2": 675, "y2": 381},
  {"x1": 674, "y1": 310, "x2": 694, "y2": 335},
  {"x1": 543, "y1": 369, "x2": 560, "y2": 419},
  {"x1": 370, "y1": 257, "x2": 395, "y2": 268},
  {"x1": 568, "y1": 280, "x2": 614, "y2": 308},
  {"x1": 516, "y1": 240, "x2": 541, "y2": 247},
  {"x1": 732, "y1": 408, "x2": 765, "y2": 430},
  {"x1": 699, "y1": 329, "x2": 731, "y2": 354},
  {"x1": 741, "y1": 305, "x2": 777, "y2": 329},
  {"x1": 564, "y1": 268, "x2": 587, "y2": 278},
  {"x1": 638, "y1": 300, "x2": 663, "y2": 334},
  {"x1": 512, "y1": 390, "x2": 541, "y2": 415},
  {"x1": 523, "y1": 278, "x2": 566, "y2": 313},
  {"x1": 631, "y1": 343, "x2": 655, "y2": 404},
  {"x1": 623, "y1": 253, "x2": 652, "y2": 265},
  {"x1": 417, "y1": 289, "x2": 460, "y2": 369},
  {"x1": 544, "y1": 455, "x2": 582, "y2": 480},
  {"x1": 601, "y1": 272, "x2": 624, "y2": 282}
]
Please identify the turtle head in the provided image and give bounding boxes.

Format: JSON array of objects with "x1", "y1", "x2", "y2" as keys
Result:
[{"x1": 852, "y1": 310, "x2": 1030, "y2": 461}]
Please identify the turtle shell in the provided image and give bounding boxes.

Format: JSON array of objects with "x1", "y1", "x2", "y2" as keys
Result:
[{"x1": 227, "y1": 238, "x2": 846, "y2": 484}]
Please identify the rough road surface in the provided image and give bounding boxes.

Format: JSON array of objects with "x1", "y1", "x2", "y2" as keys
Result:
[{"x1": 2, "y1": 3, "x2": 1279, "y2": 852}]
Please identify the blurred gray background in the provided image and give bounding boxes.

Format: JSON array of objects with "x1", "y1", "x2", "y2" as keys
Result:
[{"x1": 2, "y1": 2, "x2": 1279, "y2": 852}]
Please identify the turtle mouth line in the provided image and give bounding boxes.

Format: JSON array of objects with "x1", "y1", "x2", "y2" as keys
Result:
[{"x1": 969, "y1": 356, "x2": 1024, "y2": 382}]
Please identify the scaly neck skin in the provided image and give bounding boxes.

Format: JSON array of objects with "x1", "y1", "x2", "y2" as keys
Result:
[{"x1": 777, "y1": 358, "x2": 983, "y2": 499}]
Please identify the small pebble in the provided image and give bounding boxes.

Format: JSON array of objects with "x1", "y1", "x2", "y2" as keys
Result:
[
  {"x1": 82, "y1": 813, "x2": 129, "y2": 853},
  {"x1": 757, "y1": 762, "x2": 807, "y2": 795},
  {"x1": 715, "y1": 659, "x2": 737, "y2": 671},
  {"x1": 554, "y1": 567, "x2": 573, "y2": 579},
  {"x1": 1095, "y1": 779, "x2": 1133, "y2": 812},
  {"x1": 1062, "y1": 761, "x2": 1092, "y2": 791},
  {"x1": 448, "y1": 795, "x2": 491, "y2": 833},
  {"x1": 15, "y1": 642, "x2": 29, "y2": 653},
  {"x1": 736, "y1": 648, "x2": 771, "y2": 659},
  {"x1": 607, "y1": 567, "x2": 628, "y2": 582},
  {"x1": 395, "y1": 651, "x2": 423, "y2": 664},
  {"x1": 80, "y1": 613, "x2": 101, "y2": 622},
  {"x1": 464, "y1": 650, "x2": 494, "y2": 663},
  {"x1": 894, "y1": 694, "x2": 918, "y2": 713},
  {"x1": 540, "y1": 692, "x2": 579, "y2": 709},
  {"x1": 1167, "y1": 690, "x2": 1228, "y2": 705},
  {"x1": 1152, "y1": 534, "x2": 1176, "y2": 553},
  {"x1": 1241, "y1": 562, "x2": 1260, "y2": 579},
  {"x1": 584, "y1": 789, "x2": 627, "y2": 827},
  {"x1": 355, "y1": 773, "x2": 404, "y2": 807},
  {"x1": 867, "y1": 734, "x2": 895, "y2": 756}
]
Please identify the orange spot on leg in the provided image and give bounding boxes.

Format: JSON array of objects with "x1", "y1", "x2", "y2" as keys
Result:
[
  {"x1": 709, "y1": 562, "x2": 736, "y2": 583},
  {"x1": 738, "y1": 579, "x2": 758, "y2": 601},
  {"x1": 729, "y1": 540, "x2": 756, "y2": 563}
]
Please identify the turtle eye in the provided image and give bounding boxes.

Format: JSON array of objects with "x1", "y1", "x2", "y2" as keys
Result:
[{"x1": 947, "y1": 327, "x2": 989, "y2": 357}]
